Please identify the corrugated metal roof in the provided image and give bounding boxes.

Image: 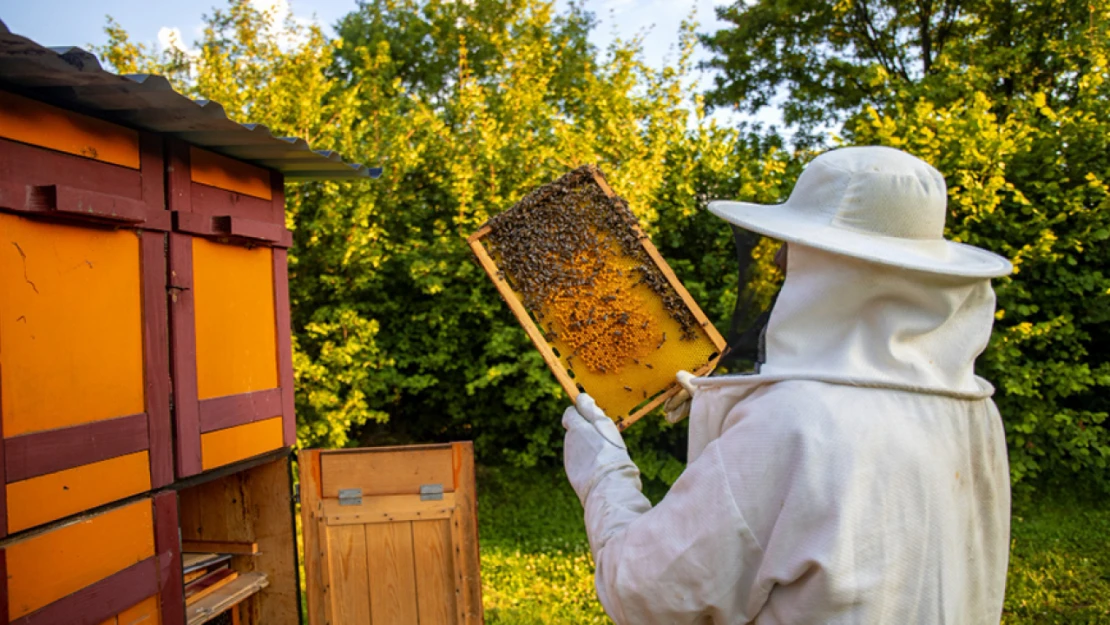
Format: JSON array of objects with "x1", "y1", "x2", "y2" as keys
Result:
[{"x1": 0, "y1": 19, "x2": 380, "y2": 180}]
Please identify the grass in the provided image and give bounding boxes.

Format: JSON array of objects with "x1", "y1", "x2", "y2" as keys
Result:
[{"x1": 477, "y1": 466, "x2": 1110, "y2": 624}]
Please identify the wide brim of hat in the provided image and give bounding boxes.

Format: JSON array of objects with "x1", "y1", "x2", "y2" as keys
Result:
[{"x1": 708, "y1": 200, "x2": 1013, "y2": 279}]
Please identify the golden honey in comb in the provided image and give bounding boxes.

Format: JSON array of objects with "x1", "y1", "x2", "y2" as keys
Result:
[{"x1": 473, "y1": 166, "x2": 724, "y2": 424}]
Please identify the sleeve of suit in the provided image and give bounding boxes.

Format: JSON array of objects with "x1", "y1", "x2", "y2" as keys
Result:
[{"x1": 584, "y1": 441, "x2": 766, "y2": 624}]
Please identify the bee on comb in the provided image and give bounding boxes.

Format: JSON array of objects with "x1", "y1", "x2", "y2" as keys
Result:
[{"x1": 468, "y1": 165, "x2": 725, "y2": 428}]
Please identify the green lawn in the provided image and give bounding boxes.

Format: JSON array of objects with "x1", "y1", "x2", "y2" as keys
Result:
[{"x1": 477, "y1": 467, "x2": 1110, "y2": 624}]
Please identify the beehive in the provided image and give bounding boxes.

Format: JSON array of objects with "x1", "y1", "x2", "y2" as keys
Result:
[{"x1": 468, "y1": 166, "x2": 726, "y2": 427}]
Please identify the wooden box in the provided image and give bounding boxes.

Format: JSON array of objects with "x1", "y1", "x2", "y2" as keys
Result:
[
  {"x1": 0, "y1": 94, "x2": 173, "y2": 537},
  {"x1": 166, "y1": 140, "x2": 296, "y2": 478},
  {"x1": 300, "y1": 443, "x2": 483, "y2": 625}
]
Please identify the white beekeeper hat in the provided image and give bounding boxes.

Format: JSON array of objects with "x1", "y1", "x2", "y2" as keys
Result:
[{"x1": 708, "y1": 146, "x2": 1013, "y2": 278}]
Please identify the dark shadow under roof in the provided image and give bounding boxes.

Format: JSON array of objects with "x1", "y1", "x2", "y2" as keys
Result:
[{"x1": 0, "y1": 19, "x2": 379, "y2": 181}]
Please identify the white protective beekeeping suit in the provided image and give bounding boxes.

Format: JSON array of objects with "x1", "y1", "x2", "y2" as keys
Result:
[{"x1": 562, "y1": 146, "x2": 1014, "y2": 624}]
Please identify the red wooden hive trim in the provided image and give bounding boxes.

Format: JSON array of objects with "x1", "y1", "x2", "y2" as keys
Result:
[
  {"x1": 168, "y1": 232, "x2": 202, "y2": 478},
  {"x1": 198, "y1": 388, "x2": 284, "y2": 434},
  {"x1": 141, "y1": 231, "x2": 174, "y2": 488},
  {"x1": 0, "y1": 136, "x2": 169, "y2": 231},
  {"x1": 154, "y1": 491, "x2": 185, "y2": 625},
  {"x1": 4, "y1": 414, "x2": 149, "y2": 483}
]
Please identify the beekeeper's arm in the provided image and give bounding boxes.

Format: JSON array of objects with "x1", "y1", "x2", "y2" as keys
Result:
[{"x1": 563, "y1": 394, "x2": 764, "y2": 624}]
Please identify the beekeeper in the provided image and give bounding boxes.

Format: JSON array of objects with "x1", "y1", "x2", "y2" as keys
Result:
[{"x1": 562, "y1": 146, "x2": 1013, "y2": 624}]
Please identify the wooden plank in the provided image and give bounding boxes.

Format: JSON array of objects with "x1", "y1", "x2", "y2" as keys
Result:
[
  {"x1": 10, "y1": 557, "x2": 158, "y2": 625},
  {"x1": 240, "y1": 456, "x2": 299, "y2": 625},
  {"x1": 272, "y1": 249, "x2": 296, "y2": 448},
  {"x1": 298, "y1": 450, "x2": 327, "y2": 625},
  {"x1": 199, "y1": 417, "x2": 284, "y2": 472},
  {"x1": 316, "y1": 517, "x2": 334, "y2": 625},
  {"x1": 187, "y1": 185, "x2": 278, "y2": 226},
  {"x1": 319, "y1": 495, "x2": 452, "y2": 528},
  {"x1": 412, "y1": 519, "x2": 457, "y2": 625},
  {"x1": 0, "y1": 138, "x2": 142, "y2": 203},
  {"x1": 192, "y1": 238, "x2": 278, "y2": 401},
  {"x1": 365, "y1": 522, "x2": 419, "y2": 625},
  {"x1": 6, "y1": 450, "x2": 151, "y2": 533},
  {"x1": 197, "y1": 389, "x2": 283, "y2": 434},
  {"x1": 169, "y1": 232, "x2": 202, "y2": 478},
  {"x1": 0, "y1": 214, "x2": 145, "y2": 437},
  {"x1": 138, "y1": 132, "x2": 165, "y2": 213},
  {"x1": 189, "y1": 147, "x2": 272, "y2": 201},
  {"x1": 185, "y1": 572, "x2": 267, "y2": 625},
  {"x1": 451, "y1": 442, "x2": 484, "y2": 624},
  {"x1": 186, "y1": 570, "x2": 238, "y2": 604},
  {"x1": 26, "y1": 184, "x2": 147, "y2": 224},
  {"x1": 0, "y1": 91, "x2": 140, "y2": 169},
  {"x1": 142, "y1": 231, "x2": 174, "y2": 488},
  {"x1": 4, "y1": 413, "x2": 149, "y2": 482},
  {"x1": 321, "y1": 493, "x2": 455, "y2": 526},
  {"x1": 172, "y1": 213, "x2": 291, "y2": 247},
  {"x1": 323, "y1": 524, "x2": 372, "y2": 625},
  {"x1": 182, "y1": 554, "x2": 224, "y2": 571},
  {"x1": 467, "y1": 229, "x2": 581, "y2": 403},
  {"x1": 181, "y1": 540, "x2": 258, "y2": 555},
  {"x1": 320, "y1": 447, "x2": 455, "y2": 498}
]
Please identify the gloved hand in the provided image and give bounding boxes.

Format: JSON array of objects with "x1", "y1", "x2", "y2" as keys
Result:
[
  {"x1": 563, "y1": 393, "x2": 633, "y2": 505},
  {"x1": 662, "y1": 370, "x2": 698, "y2": 424}
]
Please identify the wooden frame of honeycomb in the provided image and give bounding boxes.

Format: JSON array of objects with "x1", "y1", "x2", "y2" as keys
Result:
[{"x1": 468, "y1": 166, "x2": 726, "y2": 429}]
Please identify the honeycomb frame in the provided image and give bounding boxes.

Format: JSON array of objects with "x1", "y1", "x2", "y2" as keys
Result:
[{"x1": 468, "y1": 167, "x2": 726, "y2": 429}]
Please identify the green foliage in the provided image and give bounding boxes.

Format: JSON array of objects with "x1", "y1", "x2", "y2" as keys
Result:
[
  {"x1": 1004, "y1": 494, "x2": 1110, "y2": 623},
  {"x1": 95, "y1": 0, "x2": 793, "y2": 467},
  {"x1": 705, "y1": 0, "x2": 1110, "y2": 492}
]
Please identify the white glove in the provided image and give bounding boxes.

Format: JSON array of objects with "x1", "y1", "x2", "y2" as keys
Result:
[
  {"x1": 662, "y1": 370, "x2": 698, "y2": 424},
  {"x1": 563, "y1": 393, "x2": 633, "y2": 505}
]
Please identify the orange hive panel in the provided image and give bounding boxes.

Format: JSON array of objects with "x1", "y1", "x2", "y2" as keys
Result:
[
  {"x1": 469, "y1": 166, "x2": 724, "y2": 427},
  {"x1": 0, "y1": 214, "x2": 144, "y2": 436}
]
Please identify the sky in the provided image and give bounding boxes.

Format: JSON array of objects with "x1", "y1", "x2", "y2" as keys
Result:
[{"x1": 0, "y1": 0, "x2": 780, "y2": 128}]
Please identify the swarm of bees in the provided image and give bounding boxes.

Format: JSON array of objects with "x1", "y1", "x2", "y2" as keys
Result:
[{"x1": 485, "y1": 165, "x2": 699, "y2": 376}]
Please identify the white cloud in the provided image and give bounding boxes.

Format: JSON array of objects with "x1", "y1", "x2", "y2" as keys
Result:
[
  {"x1": 248, "y1": 0, "x2": 316, "y2": 49},
  {"x1": 156, "y1": 26, "x2": 199, "y2": 58}
]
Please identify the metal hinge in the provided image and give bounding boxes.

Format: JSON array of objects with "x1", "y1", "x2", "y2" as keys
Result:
[
  {"x1": 420, "y1": 483, "x2": 444, "y2": 501},
  {"x1": 338, "y1": 488, "x2": 363, "y2": 506}
]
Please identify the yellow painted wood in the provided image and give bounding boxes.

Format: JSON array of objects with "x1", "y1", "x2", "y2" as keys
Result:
[
  {"x1": 200, "y1": 417, "x2": 283, "y2": 471},
  {"x1": 192, "y1": 238, "x2": 278, "y2": 400},
  {"x1": 189, "y1": 146, "x2": 272, "y2": 200},
  {"x1": 0, "y1": 213, "x2": 144, "y2": 437},
  {"x1": 6, "y1": 499, "x2": 155, "y2": 620},
  {"x1": 0, "y1": 91, "x2": 140, "y2": 168},
  {"x1": 7, "y1": 451, "x2": 152, "y2": 533}
]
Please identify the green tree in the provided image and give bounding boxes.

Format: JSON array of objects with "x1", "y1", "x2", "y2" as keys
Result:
[
  {"x1": 96, "y1": 0, "x2": 794, "y2": 475},
  {"x1": 704, "y1": 0, "x2": 1110, "y2": 491}
]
